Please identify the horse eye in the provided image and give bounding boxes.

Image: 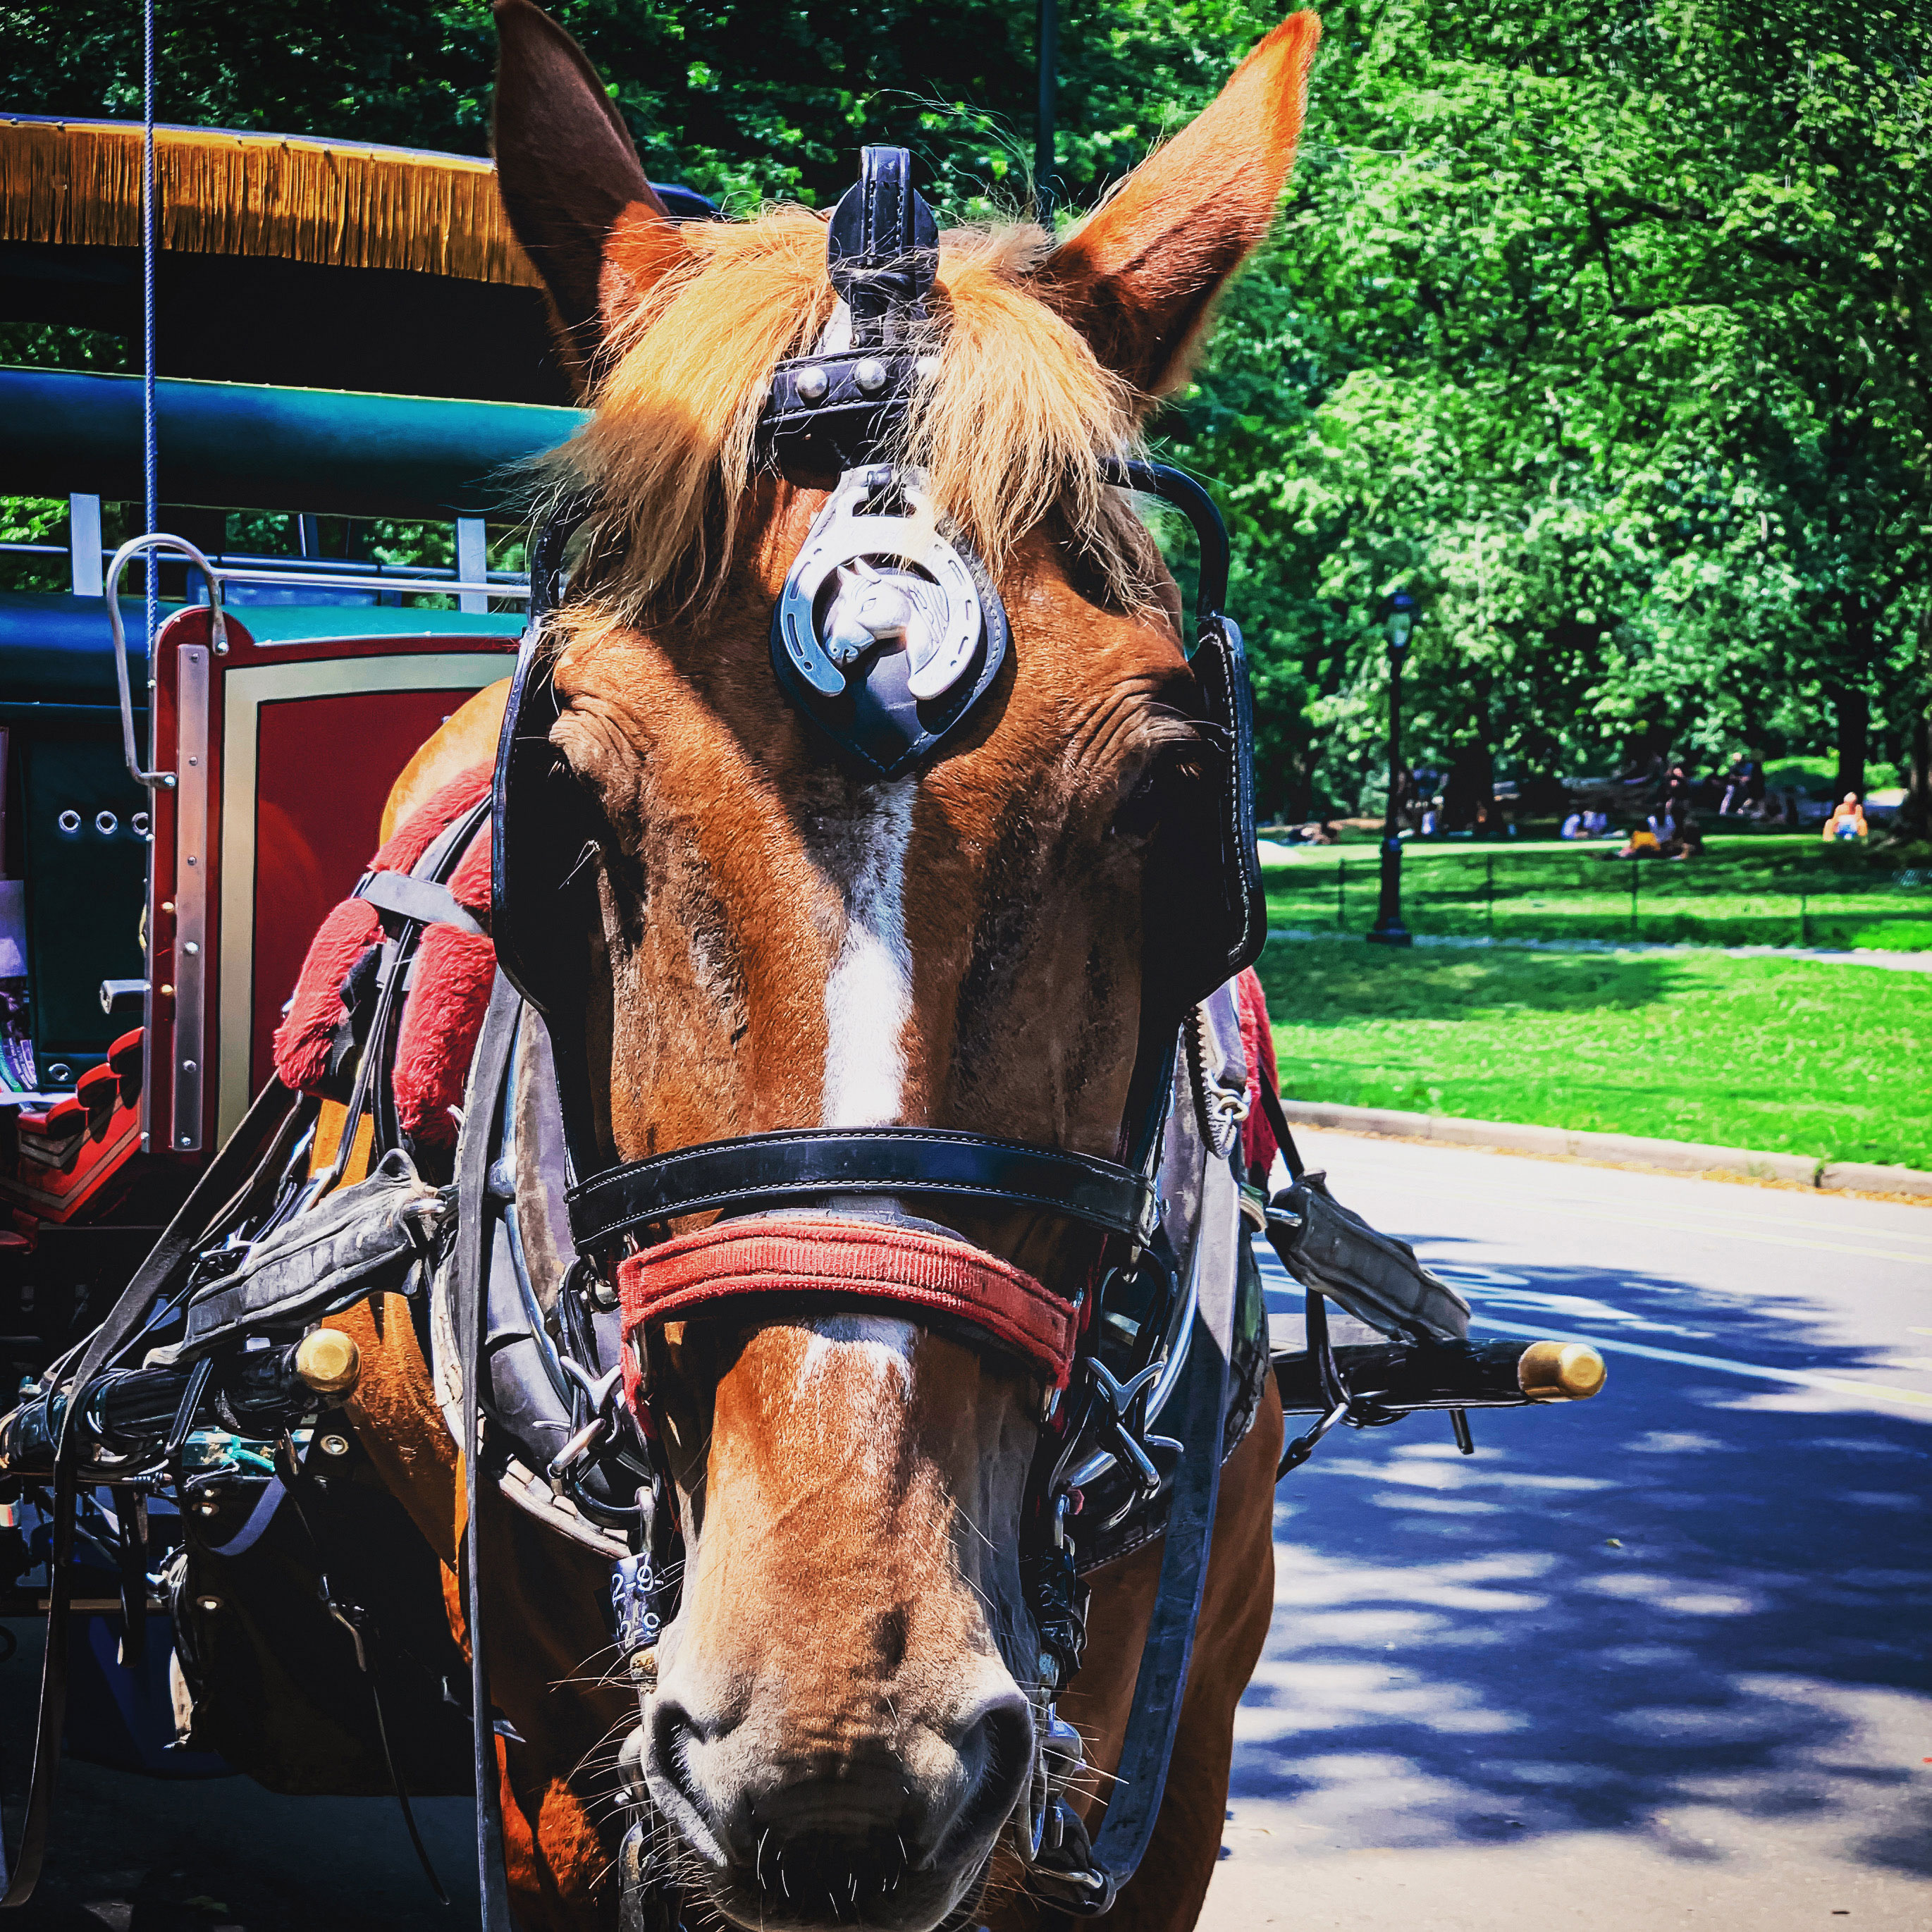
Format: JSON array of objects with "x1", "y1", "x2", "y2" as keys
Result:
[{"x1": 1110, "y1": 747, "x2": 1201, "y2": 842}]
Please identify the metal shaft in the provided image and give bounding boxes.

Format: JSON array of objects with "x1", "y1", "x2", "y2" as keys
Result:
[{"x1": 1036, "y1": 0, "x2": 1059, "y2": 231}]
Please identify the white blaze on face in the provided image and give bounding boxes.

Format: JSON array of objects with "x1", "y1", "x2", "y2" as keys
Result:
[
  {"x1": 818, "y1": 777, "x2": 917, "y2": 1128},
  {"x1": 797, "y1": 1313, "x2": 918, "y2": 1403},
  {"x1": 801, "y1": 782, "x2": 920, "y2": 1431}
]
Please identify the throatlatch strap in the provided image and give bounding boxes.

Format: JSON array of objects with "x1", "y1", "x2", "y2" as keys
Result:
[{"x1": 617, "y1": 1216, "x2": 1077, "y2": 1394}]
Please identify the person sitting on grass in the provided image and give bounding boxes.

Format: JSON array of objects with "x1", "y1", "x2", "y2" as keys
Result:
[
  {"x1": 1822, "y1": 793, "x2": 1868, "y2": 841},
  {"x1": 1612, "y1": 825, "x2": 1662, "y2": 859},
  {"x1": 1561, "y1": 809, "x2": 1585, "y2": 839},
  {"x1": 1720, "y1": 758, "x2": 1766, "y2": 817},
  {"x1": 1662, "y1": 814, "x2": 1705, "y2": 861}
]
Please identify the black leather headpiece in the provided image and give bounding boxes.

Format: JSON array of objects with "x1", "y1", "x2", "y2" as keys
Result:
[
  {"x1": 496, "y1": 149, "x2": 1262, "y2": 1034},
  {"x1": 758, "y1": 147, "x2": 940, "y2": 475}
]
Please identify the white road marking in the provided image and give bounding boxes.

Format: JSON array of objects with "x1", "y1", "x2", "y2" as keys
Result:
[{"x1": 1338, "y1": 1179, "x2": 1932, "y2": 1268}]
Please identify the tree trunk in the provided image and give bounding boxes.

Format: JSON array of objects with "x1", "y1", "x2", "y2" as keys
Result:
[
  {"x1": 1833, "y1": 684, "x2": 1869, "y2": 801},
  {"x1": 1903, "y1": 603, "x2": 1932, "y2": 842},
  {"x1": 1442, "y1": 739, "x2": 1496, "y2": 833},
  {"x1": 1902, "y1": 697, "x2": 1932, "y2": 842}
]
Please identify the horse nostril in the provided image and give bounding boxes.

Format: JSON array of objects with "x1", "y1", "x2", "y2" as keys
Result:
[
  {"x1": 644, "y1": 1694, "x2": 734, "y2": 1863},
  {"x1": 935, "y1": 1690, "x2": 1036, "y2": 1863}
]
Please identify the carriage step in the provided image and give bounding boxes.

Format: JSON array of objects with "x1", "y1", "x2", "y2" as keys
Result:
[{"x1": 1272, "y1": 1336, "x2": 1606, "y2": 1416}]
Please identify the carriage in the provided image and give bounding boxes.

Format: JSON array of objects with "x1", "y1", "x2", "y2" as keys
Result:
[{"x1": 0, "y1": 22, "x2": 1606, "y2": 1928}]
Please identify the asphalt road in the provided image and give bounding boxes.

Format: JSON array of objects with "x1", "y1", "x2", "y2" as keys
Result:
[
  {"x1": 4, "y1": 1133, "x2": 1928, "y2": 1929},
  {"x1": 1208, "y1": 1128, "x2": 1932, "y2": 1931}
]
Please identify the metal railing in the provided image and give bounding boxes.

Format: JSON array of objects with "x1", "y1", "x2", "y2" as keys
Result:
[{"x1": 6, "y1": 538, "x2": 530, "y2": 603}]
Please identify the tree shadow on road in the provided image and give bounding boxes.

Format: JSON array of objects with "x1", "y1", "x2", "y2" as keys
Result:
[
  {"x1": 1257, "y1": 937, "x2": 1691, "y2": 1019},
  {"x1": 1238, "y1": 1255, "x2": 1932, "y2": 1874}
]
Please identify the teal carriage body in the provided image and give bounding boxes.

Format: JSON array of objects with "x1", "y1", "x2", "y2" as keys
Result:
[{"x1": 0, "y1": 117, "x2": 614, "y2": 1771}]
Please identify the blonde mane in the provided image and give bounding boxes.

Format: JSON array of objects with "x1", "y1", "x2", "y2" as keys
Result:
[{"x1": 546, "y1": 206, "x2": 1149, "y2": 623}]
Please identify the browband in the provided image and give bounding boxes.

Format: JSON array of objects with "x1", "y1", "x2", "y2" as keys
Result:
[{"x1": 567, "y1": 1126, "x2": 1156, "y2": 1257}]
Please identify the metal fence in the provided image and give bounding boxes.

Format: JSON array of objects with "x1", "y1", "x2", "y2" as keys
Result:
[{"x1": 1269, "y1": 849, "x2": 1932, "y2": 949}]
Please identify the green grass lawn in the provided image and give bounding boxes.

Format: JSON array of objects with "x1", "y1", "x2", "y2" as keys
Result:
[
  {"x1": 1263, "y1": 834, "x2": 1932, "y2": 952},
  {"x1": 1254, "y1": 936, "x2": 1932, "y2": 1170}
]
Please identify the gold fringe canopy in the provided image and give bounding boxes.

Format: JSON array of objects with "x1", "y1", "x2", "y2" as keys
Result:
[{"x1": 0, "y1": 115, "x2": 541, "y2": 287}]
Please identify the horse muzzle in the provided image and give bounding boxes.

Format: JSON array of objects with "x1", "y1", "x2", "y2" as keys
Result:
[{"x1": 632, "y1": 1660, "x2": 1034, "y2": 1932}]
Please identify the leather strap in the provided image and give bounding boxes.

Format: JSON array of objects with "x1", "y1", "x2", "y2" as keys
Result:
[
  {"x1": 455, "y1": 975, "x2": 524, "y2": 1932},
  {"x1": 1085, "y1": 1139, "x2": 1242, "y2": 1890},
  {"x1": 758, "y1": 350, "x2": 925, "y2": 474},
  {"x1": 825, "y1": 146, "x2": 937, "y2": 343},
  {"x1": 359, "y1": 869, "x2": 483, "y2": 938},
  {"x1": 567, "y1": 1127, "x2": 1155, "y2": 1257},
  {"x1": 617, "y1": 1214, "x2": 1077, "y2": 1391},
  {"x1": 1252, "y1": 1065, "x2": 1307, "y2": 1182},
  {"x1": 1, "y1": 1076, "x2": 297, "y2": 1908}
]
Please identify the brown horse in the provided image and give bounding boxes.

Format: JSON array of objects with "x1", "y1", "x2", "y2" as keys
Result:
[{"x1": 337, "y1": 4, "x2": 1318, "y2": 1926}]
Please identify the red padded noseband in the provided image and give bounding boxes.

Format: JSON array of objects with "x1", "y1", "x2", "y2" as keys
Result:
[{"x1": 617, "y1": 1214, "x2": 1076, "y2": 1405}]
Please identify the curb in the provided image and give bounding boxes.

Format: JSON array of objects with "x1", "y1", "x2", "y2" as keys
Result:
[{"x1": 1278, "y1": 1100, "x2": 1932, "y2": 1200}]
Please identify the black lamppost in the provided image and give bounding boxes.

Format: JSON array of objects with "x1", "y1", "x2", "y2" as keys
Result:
[
  {"x1": 1035, "y1": 0, "x2": 1058, "y2": 230},
  {"x1": 1367, "y1": 590, "x2": 1416, "y2": 947}
]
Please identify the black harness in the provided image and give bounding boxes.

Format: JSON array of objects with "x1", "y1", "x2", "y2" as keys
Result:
[
  {"x1": 487, "y1": 145, "x2": 1268, "y2": 1920},
  {"x1": 0, "y1": 144, "x2": 1271, "y2": 1927}
]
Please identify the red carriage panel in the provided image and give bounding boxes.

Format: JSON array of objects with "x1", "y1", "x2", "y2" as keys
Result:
[{"x1": 142, "y1": 605, "x2": 515, "y2": 1155}]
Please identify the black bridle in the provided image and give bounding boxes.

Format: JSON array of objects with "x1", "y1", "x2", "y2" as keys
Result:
[
  {"x1": 488, "y1": 144, "x2": 1267, "y2": 1916},
  {"x1": 493, "y1": 472, "x2": 1259, "y2": 1296}
]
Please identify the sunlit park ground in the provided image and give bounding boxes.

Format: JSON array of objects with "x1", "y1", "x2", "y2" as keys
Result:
[{"x1": 1254, "y1": 933, "x2": 1932, "y2": 1172}]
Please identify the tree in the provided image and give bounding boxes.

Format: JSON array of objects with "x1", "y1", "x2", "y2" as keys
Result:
[
  {"x1": 5, "y1": 0, "x2": 1928, "y2": 825},
  {"x1": 1159, "y1": 0, "x2": 1932, "y2": 820}
]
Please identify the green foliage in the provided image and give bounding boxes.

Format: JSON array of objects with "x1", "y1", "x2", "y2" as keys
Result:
[
  {"x1": 4, "y1": 0, "x2": 1928, "y2": 819},
  {"x1": 1158, "y1": 0, "x2": 1932, "y2": 817},
  {"x1": 1255, "y1": 935, "x2": 1932, "y2": 1167},
  {"x1": 0, "y1": 0, "x2": 1277, "y2": 214}
]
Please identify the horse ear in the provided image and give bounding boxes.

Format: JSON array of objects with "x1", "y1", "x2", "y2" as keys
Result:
[
  {"x1": 1036, "y1": 12, "x2": 1319, "y2": 398},
  {"x1": 491, "y1": 0, "x2": 687, "y2": 380}
]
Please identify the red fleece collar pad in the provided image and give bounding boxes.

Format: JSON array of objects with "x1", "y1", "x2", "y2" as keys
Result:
[{"x1": 617, "y1": 1214, "x2": 1075, "y2": 1403}]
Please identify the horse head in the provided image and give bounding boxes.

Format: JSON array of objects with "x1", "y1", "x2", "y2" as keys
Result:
[{"x1": 488, "y1": 4, "x2": 1317, "y2": 1924}]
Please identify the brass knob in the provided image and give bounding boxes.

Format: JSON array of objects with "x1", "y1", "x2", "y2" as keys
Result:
[
  {"x1": 295, "y1": 1328, "x2": 362, "y2": 1400},
  {"x1": 1517, "y1": 1340, "x2": 1606, "y2": 1401}
]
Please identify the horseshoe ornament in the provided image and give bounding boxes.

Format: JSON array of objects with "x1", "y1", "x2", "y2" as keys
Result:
[
  {"x1": 768, "y1": 464, "x2": 1010, "y2": 778},
  {"x1": 775, "y1": 466, "x2": 988, "y2": 701}
]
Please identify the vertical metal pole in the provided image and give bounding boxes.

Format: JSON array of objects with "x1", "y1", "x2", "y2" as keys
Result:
[
  {"x1": 142, "y1": 0, "x2": 158, "y2": 637},
  {"x1": 68, "y1": 495, "x2": 104, "y2": 597},
  {"x1": 1368, "y1": 645, "x2": 1412, "y2": 945},
  {"x1": 1630, "y1": 861, "x2": 1638, "y2": 940},
  {"x1": 1035, "y1": 0, "x2": 1058, "y2": 231},
  {"x1": 1486, "y1": 850, "x2": 1494, "y2": 937},
  {"x1": 1799, "y1": 890, "x2": 1808, "y2": 947},
  {"x1": 1336, "y1": 859, "x2": 1345, "y2": 930},
  {"x1": 455, "y1": 518, "x2": 489, "y2": 615}
]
